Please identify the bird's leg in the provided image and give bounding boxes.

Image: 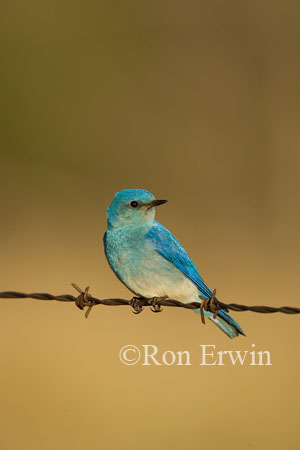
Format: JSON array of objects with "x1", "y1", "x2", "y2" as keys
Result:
[
  {"x1": 199, "y1": 289, "x2": 218, "y2": 324},
  {"x1": 148, "y1": 296, "x2": 167, "y2": 313},
  {"x1": 129, "y1": 296, "x2": 144, "y2": 314}
]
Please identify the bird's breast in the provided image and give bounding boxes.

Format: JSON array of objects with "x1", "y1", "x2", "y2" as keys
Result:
[{"x1": 104, "y1": 227, "x2": 199, "y2": 302}]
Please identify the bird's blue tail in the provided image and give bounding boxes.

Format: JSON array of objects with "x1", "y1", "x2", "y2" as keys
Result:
[
  {"x1": 210, "y1": 309, "x2": 245, "y2": 338},
  {"x1": 196, "y1": 307, "x2": 245, "y2": 339}
]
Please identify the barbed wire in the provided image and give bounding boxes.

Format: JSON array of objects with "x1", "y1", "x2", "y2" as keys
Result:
[{"x1": 0, "y1": 284, "x2": 299, "y2": 323}]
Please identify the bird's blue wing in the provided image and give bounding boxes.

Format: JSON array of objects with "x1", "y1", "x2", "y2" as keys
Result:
[
  {"x1": 146, "y1": 221, "x2": 246, "y2": 337},
  {"x1": 146, "y1": 221, "x2": 213, "y2": 299}
]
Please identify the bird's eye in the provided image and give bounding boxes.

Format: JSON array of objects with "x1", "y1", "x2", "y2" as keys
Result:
[{"x1": 130, "y1": 201, "x2": 139, "y2": 208}]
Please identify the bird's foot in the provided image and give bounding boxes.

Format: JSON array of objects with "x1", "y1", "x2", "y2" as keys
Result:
[
  {"x1": 130, "y1": 297, "x2": 144, "y2": 314},
  {"x1": 199, "y1": 289, "x2": 219, "y2": 324},
  {"x1": 148, "y1": 296, "x2": 167, "y2": 313}
]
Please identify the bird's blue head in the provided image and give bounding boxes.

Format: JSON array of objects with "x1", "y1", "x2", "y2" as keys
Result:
[{"x1": 107, "y1": 189, "x2": 167, "y2": 229}]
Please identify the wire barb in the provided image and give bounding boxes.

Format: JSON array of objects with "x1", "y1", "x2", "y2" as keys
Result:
[
  {"x1": 72, "y1": 283, "x2": 96, "y2": 318},
  {"x1": 199, "y1": 289, "x2": 218, "y2": 323},
  {"x1": 0, "y1": 285, "x2": 299, "y2": 321}
]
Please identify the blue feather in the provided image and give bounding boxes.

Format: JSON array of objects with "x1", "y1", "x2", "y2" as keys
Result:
[{"x1": 146, "y1": 221, "x2": 245, "y2": 337}]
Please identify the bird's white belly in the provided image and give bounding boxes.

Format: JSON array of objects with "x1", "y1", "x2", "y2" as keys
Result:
[{"x1": 128, "y1": 270, "x2": 200, "y2": 303}]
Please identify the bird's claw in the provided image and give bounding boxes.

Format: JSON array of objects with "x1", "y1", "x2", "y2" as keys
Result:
[
  {"x1": 149, "y1": 296, "x2": 166, "y2": 313},
  {"x1": 130, "y1": 297, "x2": 144, "y2": 314}
]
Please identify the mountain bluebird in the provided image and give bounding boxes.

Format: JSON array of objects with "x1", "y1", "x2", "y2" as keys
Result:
[{"x1": 104, "y1": 189, "x2": 245, "y2": 338}]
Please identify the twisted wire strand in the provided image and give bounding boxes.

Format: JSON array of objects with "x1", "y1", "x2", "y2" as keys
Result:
[{"x1": 0, "y1": 284, "x2": 299, "y2": 320}]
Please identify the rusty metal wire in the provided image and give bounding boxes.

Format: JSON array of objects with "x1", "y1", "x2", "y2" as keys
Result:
[{"x1": 0, "y1": 284, "x2": 299, "y2": 322}]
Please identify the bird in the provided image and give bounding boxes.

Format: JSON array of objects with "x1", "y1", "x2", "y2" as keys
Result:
[{"x1": 103, "y1": 189, "x2": 245, "y2": 338}]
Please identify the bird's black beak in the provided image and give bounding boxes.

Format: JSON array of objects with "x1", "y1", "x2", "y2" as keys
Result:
[{"x1": 147, "y1": 199, "x2": 168, "y2": 209}]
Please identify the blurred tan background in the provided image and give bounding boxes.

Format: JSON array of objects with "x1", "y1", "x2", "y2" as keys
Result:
[{"x1": 0, "y1": 1, "x2": 299, "y2": 449}]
